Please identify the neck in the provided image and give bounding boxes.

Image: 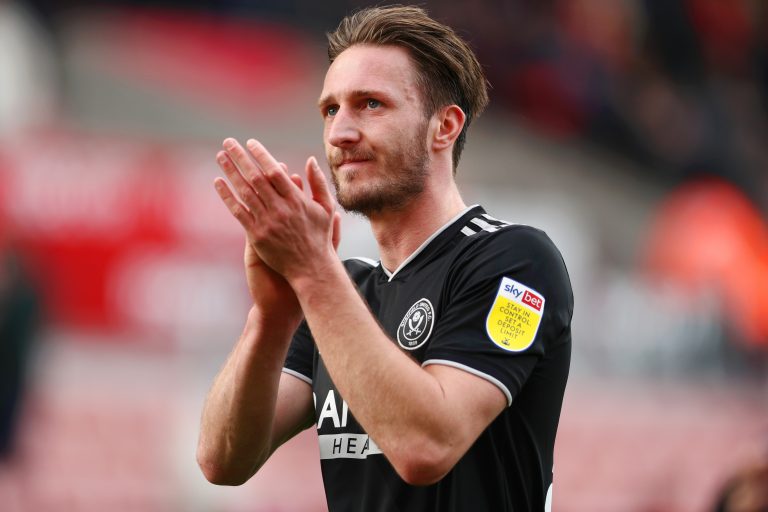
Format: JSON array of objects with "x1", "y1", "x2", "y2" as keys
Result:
[{"x1": 368, "y1": 181, "x2": 466, "y2": 273}]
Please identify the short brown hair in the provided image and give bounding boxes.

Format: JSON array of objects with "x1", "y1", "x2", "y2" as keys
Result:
[{"x1": 327, "y1": 5, "x2": 489, "y2": 172}]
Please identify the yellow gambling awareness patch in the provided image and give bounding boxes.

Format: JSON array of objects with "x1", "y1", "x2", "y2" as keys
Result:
[{"x1": 486, "y1": 277, "x2": 545, "y2": 352}]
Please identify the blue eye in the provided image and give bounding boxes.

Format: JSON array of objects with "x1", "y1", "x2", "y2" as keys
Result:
[
  {"x1": 326, "y1": 106, "x2": 339, "y2": 116},
  {"x1": 366, "y1": 99, "x2": 381, "y2": 109}
]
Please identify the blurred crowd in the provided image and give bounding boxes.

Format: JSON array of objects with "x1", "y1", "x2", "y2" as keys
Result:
[
  {"x1": 445, "y1": 1, "x2": 767, "y2": 200},
  {"x1": 0, "y1": 1, "x2": 766, "y2": 510},
  {"x1": 11, "y1": 2, "x2": 768, "y2": 359},
  {"x1": 19, "y1": 0, "x2": 768, "y2": 203}
]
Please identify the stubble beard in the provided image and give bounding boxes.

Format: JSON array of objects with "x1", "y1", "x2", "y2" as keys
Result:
[{"x1": 330, "y1": 121, "x2": 430, "y2": 218}]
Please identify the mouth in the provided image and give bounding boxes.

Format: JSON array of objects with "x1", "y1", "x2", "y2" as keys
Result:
[
  {"x1": 338, "y1": 158, "x2": 371, "y2": 167},
  {"x1": 333, "y1": 158, "x2": 374, "y2": 176},
  {"x1": 330, "y1": 150, "x2": 376, "y2": 172}
]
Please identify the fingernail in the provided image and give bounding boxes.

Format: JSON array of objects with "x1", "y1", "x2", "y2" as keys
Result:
[
  {"x1": 223, "y1": 138, "x2": 235, "y2": 150},
  {"x1": 246, "y1": 139, "x2": 257, "y2": 149}
]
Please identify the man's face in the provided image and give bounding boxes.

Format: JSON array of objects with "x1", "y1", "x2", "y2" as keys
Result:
[{"x1": 318, "y1": 45, "x2": 431, "y2": 216}]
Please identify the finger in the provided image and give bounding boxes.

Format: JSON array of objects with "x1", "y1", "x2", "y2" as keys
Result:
[
  {"x1": 284, "y1": 164, "x2": 305, "y2": 193},
  {"x1": 223, "y1": 138, "x2": 282, "y2": 210},
  {"x1": 216, "y1": 150, "x2": 266, "y2": 215},
  {"x1": 223, "y1": 138, "x2": 263, "y2": 177},
  {"x1": 306, "y1": 156, "x2": 335, "y2": 213},
  {"x1": 245, "y1": 139, "x2": 298, "y2": 198},
  {"x1": 213, "y1": 177, "x2": 255, "y2": 230},
  {"x1": 332, "y1": 211, "x2": 342, "y2": 251},
  {"x1": 289, "y1": 173, "x2": 304, "y2": 192}
]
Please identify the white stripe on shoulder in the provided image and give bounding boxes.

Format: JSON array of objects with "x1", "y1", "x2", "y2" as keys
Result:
[
  {"x1": 281, "y1": 368, "x2": 313, "y2": 386},
  {"x1": 347, "y1": 256, "x2": 379, "y2": 267},
  {"x1": 422, "y1": 359, "x2": 513, "y2": 406},
  {"x1": 461, "y1": 226, "x2": 477, "y2": 236},
  {"x1": 481, "y1": 213, "x2": 512, "y2": 226},
  {"x1": 470, "y1": 217, "x2": 501, "y2": 233}
]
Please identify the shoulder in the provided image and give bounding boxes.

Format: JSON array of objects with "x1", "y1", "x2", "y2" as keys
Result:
[
  {"x1": 460, "y1": 222, "x2": 565, "y2": 269},
  {"x1": 488, "y1": 223, "x2": 553, "y2": 247},
  {"x1": 456, "y1": 210, "x2": 557, "y2": 255},
  {"x1": 451, "y1": 221, "x2": 572, "y2": 308}
]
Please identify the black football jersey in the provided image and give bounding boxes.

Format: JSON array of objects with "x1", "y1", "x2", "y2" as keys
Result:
[{"x1": 283, "y1": 205, "x2": 573, "y2": 512}]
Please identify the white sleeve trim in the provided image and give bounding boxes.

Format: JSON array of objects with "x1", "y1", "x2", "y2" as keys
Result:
[
  {"x1": 281, "y1": 368, "x2": 313, "y2": 386},
  {"x1": 422, "y1": 359, "x2": 513, "y2": 406}
]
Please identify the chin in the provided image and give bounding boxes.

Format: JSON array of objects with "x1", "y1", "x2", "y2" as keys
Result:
[
  {"x1": 332, "y1": 170, "x2": 423, "y2": 216},
  {"x1": 339, "y1": 190, "x2": 414, "y2": 218}
]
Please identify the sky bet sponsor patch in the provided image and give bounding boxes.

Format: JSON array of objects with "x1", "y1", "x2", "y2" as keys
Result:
[{"x1": 486, "y1": 277, "x2": 545, "y2": 352}]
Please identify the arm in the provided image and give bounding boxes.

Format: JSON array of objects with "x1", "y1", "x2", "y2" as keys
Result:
[
  {"x1": 224, "y1": 138, "x2": 507, "y2": 486},
  {"x1": 196, "y1": 307, "x2": 313, "y2": 486},
  {"x1": 291, "y1": 262, "x2": 506, "y2": 485},
  {"x1": 197, "y1": 143, "x2": 340, "y2": 485}
]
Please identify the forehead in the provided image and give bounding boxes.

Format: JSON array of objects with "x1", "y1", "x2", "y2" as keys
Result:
[{"x1": 320, "y1": 45, "x2": 421, "y2": 104}]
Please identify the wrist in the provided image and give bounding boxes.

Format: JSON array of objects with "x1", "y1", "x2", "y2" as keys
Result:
[
  {"x1": 246, "y1": 304, "x2": 303, "y2": 338},
  {"x1": 287, "y1": 249, "x2": 345, "y2": 300}
]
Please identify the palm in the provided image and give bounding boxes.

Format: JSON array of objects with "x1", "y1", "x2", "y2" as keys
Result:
[
  {"x1": 244, "y1": 238, "x2": 298, "y2": 313},
  {"x1": 244, "y1": 209, "x2": 340, "y2": 315},
  {"x1": 214, "y1": 150, "x2": 342, "y2": 318}
]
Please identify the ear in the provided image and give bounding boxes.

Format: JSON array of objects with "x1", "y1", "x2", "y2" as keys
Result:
[{"x1": 431, "y1": 105, "x2": 466, "y2": 152}]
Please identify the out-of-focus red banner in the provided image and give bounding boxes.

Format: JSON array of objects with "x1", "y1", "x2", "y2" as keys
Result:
[
  {"x1": 0, "y1": 130, "x2": 244, "y2": 339},
  {"x1": 0, "y1": 8, "x2": 321, "y2": 343}
]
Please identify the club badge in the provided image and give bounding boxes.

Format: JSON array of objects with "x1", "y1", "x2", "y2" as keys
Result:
[{"x1": 397, "y1": 298, "x2": 434, "y2": 350}]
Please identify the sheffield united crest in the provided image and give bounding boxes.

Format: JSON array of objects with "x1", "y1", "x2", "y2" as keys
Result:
[{"x1": 396, "y1": 298, "x2": 434, "y2": 350}]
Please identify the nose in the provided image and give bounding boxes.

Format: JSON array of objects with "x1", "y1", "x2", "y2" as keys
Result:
[{"x1": 326, "y1": 108, "x2": 361, "y2": 148}]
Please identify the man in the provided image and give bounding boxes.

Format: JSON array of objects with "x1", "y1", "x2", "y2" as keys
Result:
[{"x1": 197, "y1": 6, "x2": 572, "y2": 511}]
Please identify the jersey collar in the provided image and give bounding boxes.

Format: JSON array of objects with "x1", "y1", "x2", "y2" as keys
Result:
[{"x1": 380, "y1": 204, "x2": 484, "y2": 282}]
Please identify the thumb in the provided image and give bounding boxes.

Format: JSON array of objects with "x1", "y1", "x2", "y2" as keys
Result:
[
  {"x1": 306, "y1": 156, "x2": 335, "y2": 214},
  {"x1": 331, "y1": 211, "x2": 342, "y2": 251}
]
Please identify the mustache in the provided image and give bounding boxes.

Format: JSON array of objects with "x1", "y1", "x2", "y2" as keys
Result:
[{"x1": 329, "y1": 149, "x2": 376, "y2": 168}]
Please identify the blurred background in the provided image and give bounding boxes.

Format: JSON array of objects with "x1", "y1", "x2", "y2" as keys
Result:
[{"x1": 1, "y1": 0, "x2": 767, "y2": 510}]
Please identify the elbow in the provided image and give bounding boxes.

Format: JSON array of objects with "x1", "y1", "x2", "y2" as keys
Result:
[
  {"x1": 395, "y1": 462, "x2": 449, "y2": 487},
  {"x1": 196, "y1": 445, "x2": 256, "y2": 486},
  {"x1": 198, "y1": 462, "x2": 249, "y2": 487},
  {"x1": 388, "y1": 438, "x2": 456, "y2": 487}
]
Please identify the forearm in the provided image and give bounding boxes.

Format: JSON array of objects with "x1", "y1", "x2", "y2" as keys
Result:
[
  {"x1": 197, "y1": 307, "x2": 299, "y2": 485},
  {"x1": 290, "y1": 258, "x2": 455, "y2": 480}
]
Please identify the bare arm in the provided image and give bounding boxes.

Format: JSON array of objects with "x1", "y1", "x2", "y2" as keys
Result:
[
  {"x1": 197, "y1": 307, "x2": 313, "y2": 486},
  {"x1": 197, "y1": 142, "x2": 339, "y2": 485}
]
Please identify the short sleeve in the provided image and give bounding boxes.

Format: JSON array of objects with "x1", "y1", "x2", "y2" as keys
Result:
[
  {"x1": 424, "y1": 226, "x2": 573, "y2": 406},
  {"x1": 282, "y1": 320, "x2": 314, "y2": 385}
]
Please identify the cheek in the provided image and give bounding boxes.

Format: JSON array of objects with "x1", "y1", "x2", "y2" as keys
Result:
[
  {"x1": 322, "y1": 124, "x2": 331, "y2": 144},
  {"x1": 322, "y1": 128, "x2": 334, "y2": 154}
]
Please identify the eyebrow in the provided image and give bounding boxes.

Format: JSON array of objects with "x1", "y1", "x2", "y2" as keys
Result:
[{"x1": 317, "y1": 89, "x2": 389, "y2": 109}]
